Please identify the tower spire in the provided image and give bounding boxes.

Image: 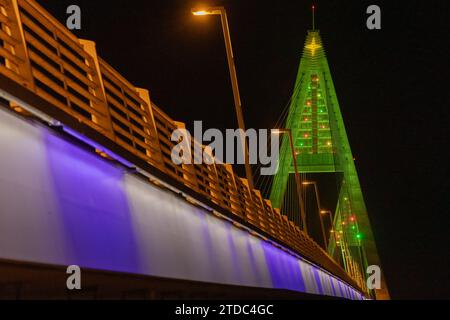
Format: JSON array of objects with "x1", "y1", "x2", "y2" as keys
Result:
[
  {"x1": 312, "y1": 4, "x2": 315, "y2": 30},
  {"x1": 270, "y1": 28, "x2": 390, "y2": 299}
]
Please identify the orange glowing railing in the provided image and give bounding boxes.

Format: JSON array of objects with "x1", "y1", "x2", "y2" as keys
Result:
[{"x1": 0, "y1": 0, "x2": 363, "y2": 291}]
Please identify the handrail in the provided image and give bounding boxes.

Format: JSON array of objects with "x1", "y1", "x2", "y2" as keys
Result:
[{"x1": 0, "y1": 0, "x2": 363, "y2": 293}]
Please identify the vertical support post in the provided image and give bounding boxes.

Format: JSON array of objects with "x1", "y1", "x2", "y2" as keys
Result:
[
  {"x1": 254, "y1": 189, "x2": 268, "y2": 230},
  {"x1": 312, "y1": 182, "x2": 328, "y2": 249},
  {"x1": 79, "y1": 39, "x2": 114, "y2": 138},
  {"x1": 285, "y1": 129, "x2": 307, "y2": 234},
  {"x1": 239, "y1": 178, "x2": 254, "y2": 223},
  {"x1": 224, "y1": 164, "x2": 239, "y2": 215},
  {"x1": 218, "y1": 7, "x2": 254, "y2": 190},
  {"x1": 5, "y1": 0, "x2": 34, "y2": 88},
  {"x1": 136, "y1": 87, "x2": 165, "y2": 168},
  {"x1": 203, "y1": 146, "x2": 225, "y2": 206},
  {"x1": 173, "y1": 121, "x2": 199, "y2": 190}
]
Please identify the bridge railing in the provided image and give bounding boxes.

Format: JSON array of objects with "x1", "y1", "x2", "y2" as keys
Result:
[{"x1": 0, "y1": 0, "x2": 363, "y2": 292}]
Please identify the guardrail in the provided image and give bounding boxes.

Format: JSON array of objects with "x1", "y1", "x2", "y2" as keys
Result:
[{"x1": 0, "y1": 0, "x2": 364, "y2": 292}]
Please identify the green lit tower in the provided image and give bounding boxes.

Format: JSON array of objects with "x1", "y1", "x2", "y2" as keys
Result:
[{"x1": 269, "y1": 26, "x2": 389, "y2": 299}]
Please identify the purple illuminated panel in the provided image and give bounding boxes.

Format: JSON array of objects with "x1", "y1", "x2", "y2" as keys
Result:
[
  {"x1": 0, "y1": 107, "x2": 363, "y2": 299},
  {"x1": 43, "y1": 130, "x2": 140, "y2": 273}
]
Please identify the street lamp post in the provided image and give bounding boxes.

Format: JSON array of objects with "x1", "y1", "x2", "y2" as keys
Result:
[
  {"x1": 303, "y1": 181, "x2": 328, "y2": 249},
  {"x1": 192, "y1": 7, "x2": 254, "y2": 190},
  {"x1": 320, "y1": 209, "x2": 334, "y2": 228},
  {"x1": 273, "y1": 129, "x2": 307, "y2": 233},
  {"x1": 321, "y1": 209, "x2": 343, "y2": 253}
]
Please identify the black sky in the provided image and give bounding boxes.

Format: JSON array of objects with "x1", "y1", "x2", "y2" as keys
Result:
[{"x1": 41, "y1": 0, "x2": 449, "y2": 299}]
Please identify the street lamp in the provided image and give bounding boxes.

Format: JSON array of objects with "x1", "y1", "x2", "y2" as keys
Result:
[
  {"x1": 273, "y1": 128, "x2": 306, "y2": 233},
  {"x1": 321, "y1": 209, "x2": 338, "y2": 248},
  {"x1": 192, "y1": 6, "x2": 254, "y2": 190},
  {"x1": 320, "y1": 209, "x2": 334, "y2": 228},
  {"x1": 302, "y1": 181, "x2": 327, "y2": 249}
]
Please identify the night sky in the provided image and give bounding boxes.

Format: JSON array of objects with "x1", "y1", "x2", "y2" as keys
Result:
[{"x1": 41, "y1": 0, "x2": 449, "y2": 299}]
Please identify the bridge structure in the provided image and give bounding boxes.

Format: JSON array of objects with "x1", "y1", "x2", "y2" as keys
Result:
[{"x1": 0, "y1": 0, "x2": 387, "y2": 299}]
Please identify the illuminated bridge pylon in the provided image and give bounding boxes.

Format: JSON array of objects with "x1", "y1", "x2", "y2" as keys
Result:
[{"x1": 269, "y1": 30, "x2": 389, "y2": 299}]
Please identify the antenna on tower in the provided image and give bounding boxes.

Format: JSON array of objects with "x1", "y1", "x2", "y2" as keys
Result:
[{"x1": 312, "y1": 4, "x2": 316, "y2": 30}]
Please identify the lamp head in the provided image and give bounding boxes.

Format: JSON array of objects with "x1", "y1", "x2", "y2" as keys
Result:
[{"x1": 191, "y1": 7, "x2": 222, "y2": 16}]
